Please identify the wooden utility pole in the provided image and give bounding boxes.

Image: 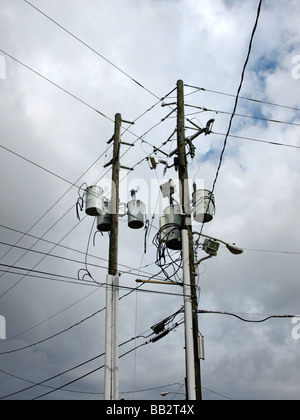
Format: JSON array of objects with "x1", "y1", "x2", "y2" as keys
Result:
[
  {"x1": 104, "y1": 113, "x2": 122, "y2": 400},
  {"x1": 108, "y1": 113, "x2": 121, "y2": 276},
  {"x1": 176, "y1": 80, "x2": 202, "y2": 400}
]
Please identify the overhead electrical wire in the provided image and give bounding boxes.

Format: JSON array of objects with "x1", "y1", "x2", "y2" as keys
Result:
[
  {"x1": 195, "y1": 0, "x2": 263, "y2": 243},
  {"x1": 0, "y1": 332, "x2": 154, "y2": 400},
  {"x1": 0, "y1": 47, "x2": 113, "y2": 122},
  {"x1": 6, "y1": 306, "x2": 293, "y2": 399},
  {"x1": 0, "y1": 287, "x2": 100, "y2": 346},
  {"x1": 24, "y1": 0, "x2": 161, "y2": 101},
  {"x1": 198, "y1": 310, "x2": 300, "y2": 323},
  {"x1": 0, "y1": 105, "x2": 165, "y2": 290},
  {"x1": 0, "y1": 87, "x2": 175, "y2": 299},
  {"x1": 212, "y1": 131, "x2": 300, "y2": 150},
  {"x1": 0, "y1": 282, "x2": 187, "y2": 356},
  {"x1": 33, "y1": 321, "x2": 184, "y2": 400},
  {"x1": 0, "y1": 37, "x2": 173, "y2": 262},
  {"x1": 0, "y1": 89, "x2": 178, "y2": 371},
  {"x1": 0, "y1": 263, "x2": 98, "y2": 288},
  {"x1": 0, "y1": 145, "x2": 113, "y2": 291},
  {"x1": 4, "y1": 0, "x2": 295, "y2": 401},
  {"x1": 185, "y1": 103, "x2": 300, "y2": 128},
  {"x1": 210, "y1": 0, "x2": 263, "y2": 195},
  {"x1": 184, "y1": 84, "x2": 300, "y2": 114},
  {"x1": 0, "y1": 210, "x2": 85, "y2": 298},
  {"x1": 0, "y1": 142, "x2": 84, "y2": 188},
  {"x1": 4, "y1": 318, "x2": 183, "y2": 400},
  {"x1": 0, "y1": 305, "x2": 106, "y2": 356},
  {"x1": 0, "y1": 224, "x2": 161, "y2": 279}
]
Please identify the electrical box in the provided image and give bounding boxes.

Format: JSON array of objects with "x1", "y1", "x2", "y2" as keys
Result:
[
  {"x1": 127, "y1": 190, "x2": 145, "y2": 229},
  {"x1": 160, "y1": 180, "x2": 176, "y2": 198},
  {"x1": 127, "y1": 199, "x2": 145, "y2": 229},
  {"x1": 160, "y1": 204, "x2": 182, "y2": 250},
  {"x1": 97, "y1": 200, "x2": 111, "y2": 232},
  {"x1": 203, "y1": 238, "x2": 220, "y2": 256},
  {"x1": 85, "y1": 185, "x2": 104, "y2": 216},
  {"x1": 192, "y1": 189, "x2": 215, "y2": 223}
]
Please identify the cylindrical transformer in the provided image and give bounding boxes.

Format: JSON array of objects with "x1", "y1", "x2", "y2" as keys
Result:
[
  {"x1": 192, "y1": 189, "x2": 215, "y2": 223},
  {"x1": 160, "y1": 204, "x2": 182, "y2": 250},
  {"x1": 97, "y1": 200, "x2": 111, "y2": 232},
  {"x1": 85, "y1": 186, "x2": 104, "y2": 216},
  {"x1": 127, "y1": 200, "x2": 145, "y2": 229}
]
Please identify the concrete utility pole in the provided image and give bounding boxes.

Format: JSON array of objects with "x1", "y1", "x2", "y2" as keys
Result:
[
  {"x1": 104, "y1": 113, "x2": 122, "y2": 401},
  {"x1": 176, "y1": 80, "x2": 202, "y2": 400}
]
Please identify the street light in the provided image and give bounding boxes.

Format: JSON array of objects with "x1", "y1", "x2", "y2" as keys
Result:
[
  {"x1": 194, "y1": 232, "x2": 244, "y2": 256},
  {"x1": 161, "y1": 391, "x2": 186, "y2": 398},
  {"x1": 225, "y1": 243, "x2": 244, "y2": 255}
]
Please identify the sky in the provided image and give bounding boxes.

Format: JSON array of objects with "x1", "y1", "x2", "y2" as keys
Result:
[{"x1": 0, "y1": 0, "x2": 300, "y2": 401}]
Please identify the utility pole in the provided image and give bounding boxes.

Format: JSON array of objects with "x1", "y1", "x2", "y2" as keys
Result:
[
  {"x1": 176, "y1": 80, "x2": 202, "y2": 400},
  {"x1": 104, "y1": 113, "x2": 122, "y2": 401}
]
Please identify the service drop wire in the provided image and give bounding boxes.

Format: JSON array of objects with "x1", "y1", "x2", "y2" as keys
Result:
[
  {"x1": 198, "y1": 310, "x2": 300, "y2": 323},
  {"x1": 77, "y1": 217, "x2": 100, "y2": 285},
  {"x1": 0, "y1": 331, "x2": 155, "y2": 400}
]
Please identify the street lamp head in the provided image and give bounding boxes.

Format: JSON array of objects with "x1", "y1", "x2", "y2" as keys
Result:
[{"x1": 226, "y1": 243, "x2": 244, "y2": 255}]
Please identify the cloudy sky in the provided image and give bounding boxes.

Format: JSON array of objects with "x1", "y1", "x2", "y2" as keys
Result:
[{"x1": 0, "y1": 0, "x2": 300, "y2": 401}]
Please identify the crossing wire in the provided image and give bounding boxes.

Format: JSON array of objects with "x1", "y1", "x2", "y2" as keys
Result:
[
  {"x1": 24, "y1": 0, "x2": 161, "y2": 101},
  {"x1": 0, "y1": 46, "x2": 174, "y2": 300},
  {"x1": 0, "y1": 47, "x2": 113, "y2": 122},
  {"x1": 184, "y1": 84, "x2": 300, "y2": 114}
]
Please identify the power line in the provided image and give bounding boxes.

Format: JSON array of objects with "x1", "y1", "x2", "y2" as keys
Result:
[
  {"x1": 0, "y1": 333, "x2": 152, "y2": 400},
  {"x1": 242, "y1": 247, "x2": 300, "y2": 255},
  {"x1": 32, "y1": 318, "x2": 184, "y2": 400},
  {"x1": 198, "y1": 310, "x2": 299, "y2": 323},
  {"x1": 0, "y1": 86, "x2": 175, "y2": 297},
  {"x1": 0, "y1": 208, "x2": 85, "y2": 298},
  {"x1": 0, "y1": 282, "x2": 186, "y2": 356},
  {"x1": 201, "y1": 386, "x2": 234, "y2": 401},
  {"x1": 216, "y1": 243, "x2": 300, "y2": 255},
  {"x1": 0, "y1": 352, "x2": 104, "y2": 400},
  {"x1": 0, "y1": 72, "x2": 174, "y2": 292},
  {"x1": 24, "y1": 0, "x2": 161, "y2": 101},
  {"x1": 32, "y1": 341, "x2": 150, "y2": 400},
  {"x1": 0, "y1": 224, "x2": 161, "y2": 279},
  {"x1": 212, "y1": 131, "x2": 300, "y2": 150},
  {"x1": 0, "y1": 114, "x2": 179, "y2": 299},
  {"x1": 184, "y1": 84, "x2": 300, "y2": 114},
  {"x1": 0, "y1": 288, "x2": 99, "y2": 346},
  {"x1": 0, "y1": 126, "x2": 155, "y2": 298},
  {"x1": 211, "y1": 0, "x2": 263, "y2": 195},
  {"x1": 0, "y1": 143, "x2": 83, "y2": 187},
  {"x1": 185, "y1": 104, "x2": 300, "y2": 128},
  {"x1": 0, "y1": 305, "x2": 106, "y2": 356},
  {"x1": 0, "y1": 264, "x2": 97, "y2": 287},
  {"x1": 0, "y1": 48, "x2": 113, "y2": 122}
]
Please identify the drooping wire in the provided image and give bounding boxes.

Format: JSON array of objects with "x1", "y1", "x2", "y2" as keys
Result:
[
  {"x1": 152, "y1": 223, "x2": 184, "y2": 284},
  {"x1": 211, "y1": 0, "x2": 263, "y2": 195},
  {"x1": 77, "y1": 218, "x2": 102, "y2": 285},
  {"x1": 76, "y1": 182, "x2": 87, "y2": 220},
  {"x1": 198, "y1": 310, "x2": 299, "y2": 323},
  {"x1": 197, "y1": 0, "x2": 263, "y2": 240}
]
